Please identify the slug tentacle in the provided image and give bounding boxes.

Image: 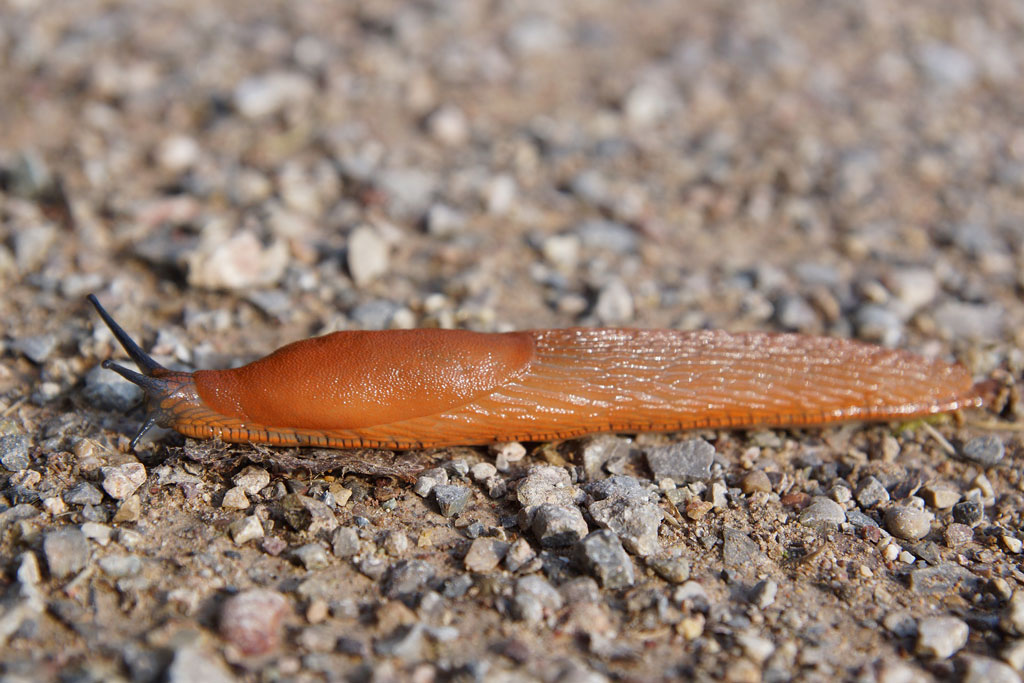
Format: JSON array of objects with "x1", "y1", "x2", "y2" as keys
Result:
[{"x1": 88, "y1": 294, "x2": 202, "y2": 448}]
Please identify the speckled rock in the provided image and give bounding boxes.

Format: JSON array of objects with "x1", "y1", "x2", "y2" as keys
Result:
[
  {"x1": 885, "y1": 507, "x2": 933, "y2": 541},
  {"x1": 915, "y1": 615, "x2": 968, "y2": 659},
  {"x1": 219, "y1": 589, "x2": 291, "y2": 656}
]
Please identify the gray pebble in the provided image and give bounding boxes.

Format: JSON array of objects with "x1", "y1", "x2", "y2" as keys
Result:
[
  {"x1": 463, "y1": 537, "x2": 509, "y2": 572},
  {"x1": 385, "y1": 560, "x2": 436, "y2": 599},
  {"x1": 574, "y1": 218, "x2": 638, "y2": 252},
  {"x1": 234, "y1": 71, "x2": 314, "y2": 118},
  {"x1": 944, "y1": 523, "x2": 973, "y2": 548},
  {"x1": 799, "y1": 497, "x2": 847, "y2": 528},
  {"x1": 775, "y1": 294, "x2": 819, "y2": 331},
  {"x1": 854, "y1": 304, "x2": 904, "y2": 347},
  {"x1": 12, "y1": 333, "x2": 57, "y2": 364},
  {"x1": 43, "y1": 526, "x2": 90, "y2": 579},
  {"x1": 961, "y1": 435, "x2": 1005, "y2": 466},
  {"x1": 588, "y1": 497, "x2": 663, "y2": 556},
  {"x1": 931, "y1": 301, "x2": 1005, "y2": 341},
  {"x1": 578, "y1": 435, "x2": 631, "y2": 481},
  {"x1": 532, "y1": 503, "x2": 589, "y2": 547},
  {"x1": 0, "y1": 434, "x2": 30, "y2": 471},
  {"x1": 586, "y1": 475, "x2": 653, "y2": 504},
  {"x1": 84, "y1": 363, "x2": 144, "y2": 412},
  {"x1": 723, "y1": 526, "x2": 761, "y2": 567},
  {"x1": 346, "y1": 225, "x2": 390, "y2": 287},
  {"x1": 425, "y1": 203, "x2": 466, "y2": 236},
  {"x1": 280, "y1": 494, "x2": 338, "y2": 533},
  {"x1": 433, "y1": 484, "x2": 471, "y2": 517},
  {"x1": 1003, "y1": 591, "x2": 1024, "y2": 636},
  {"x1": 331, "y1": 527, "x2": 361, "y2": 558},
  {"x1": 645, "y1": 439, "x2": 714, "y2": 484},
  {"x1": 854, "y1": 476, "x2": 890, "y2": 508},
  {"x1": 504, "y1": 538, "x2": 537, "y2": 573},
  {"x1": 952, "y1": 500, "x2": 983, "y2": 526},
  {"x1": 845, "y1": 510, "x2": 877, "y2": 529},
  {"x1": 962, "y1": 657, "x2": 1021, "y2": 683},
  {"x1": 98, "y1": 554, "x2": 141, "y2": 578},
  {"x1": 915, "y1": 615, "x2": 968, "y2": 659},
  {"x1": 376, "y1": 168, "x2": 438, "y2": 220},
  {"x1": 885, "y1": 506, "x2": 933, "y2": 541},
  {"x1": 594, "y1": 279, "x2": 634, "y2": 325},
  {"x1": 512, "y1": 575, "x2": 563, "y2": 624},
  {"x1": 166, "y1": 644, "x2": 234, "y2": 683},
  {"x1": 908, "y1": 563, "x2": 980, "y2": 594},
  {"x1": 374, "y1": 623, "x2": 426, "y2": 662},
  {"x1": 349, "y1": 299, "x2": 401, "y2": 330},
  {"x1": 917, "y1": 43, "x2": 977, "y2": 90},
  {"x1": 101, "y1": 462, "x2": 147, "y2": 500},
  {"x1": 293, "y1": 543, "x2": 330, "y2": 570},
  {"x1": 232, "y1": 466, "x2": 271, "y2": 496},
  {"x1": 576, "y1": 530, "x2": 635, "y2": 589},
  {"x1": 516, "y1": 465, "x2": 576, "y2": 513},
  {"x1": 749, "y1": 579, "x2": 778, "y2": 609},
  {"x1": 647, "y1": 554, "x2": 691, "y2": 583}
]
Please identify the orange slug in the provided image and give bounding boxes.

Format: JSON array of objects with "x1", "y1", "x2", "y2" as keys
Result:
[{"x1": 88, "y1": 294, "x2": 984, "y2": 450}]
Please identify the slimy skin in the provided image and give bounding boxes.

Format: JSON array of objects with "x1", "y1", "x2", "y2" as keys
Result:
[{"x1": 88, "y1": 295, "x2": 983, "y2": 450}]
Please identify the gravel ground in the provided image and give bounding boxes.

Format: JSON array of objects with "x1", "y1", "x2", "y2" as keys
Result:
[{"x1": 2, "y1": 1, "x2": 1024, "y2": 682}]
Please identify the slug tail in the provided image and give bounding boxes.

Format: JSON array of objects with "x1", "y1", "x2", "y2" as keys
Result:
[{"x1": 87, "y1": 294, "x2": 165, "y2": 375}]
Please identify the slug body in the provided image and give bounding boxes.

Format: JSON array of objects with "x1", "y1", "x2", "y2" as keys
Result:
[{"x1": 88, "y1": 295, "x2": 982, "y2": 450}]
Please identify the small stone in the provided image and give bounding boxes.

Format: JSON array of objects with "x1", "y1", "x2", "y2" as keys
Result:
[
  {"x1": 594, "y1": 279, "x2": 634, "y2": 325},
  {"x1": 280, "y1": 494, "x2": 338, "y2": 533},
  {"x1": 98, "y1": 554, "x2": 142, "y2": 578},
  {"x1": 647, "y1": 554, "x2": 691, "y2": 583},
  {"x1": 504, "y1": 538, "x2": 537, "y2": 573},
  {"x1": 855, "y1": 476, "x2": 890, "y2": 508},
  {"x1": 219, "y1": 589, "x2": 291, "y2": 656},
  {"x1": 739, "y1": 470, "x2": 771, "y2": 494},
  {"x1": 921, "y1": 484, "x2": 960, "y2": 509},
  {"x1": 156, "y1": 135, "x2": 200, "y2": 172},
  {"x1": 1002, "y1": 535, "x2": 1023, "y2": 554},
  {"x1": 221, "y1": 487, "x2": 250, "y2": 509},
  {"x1": 374, "y1": 624, "x2": 426, "y2": 662},
  {"x1": 385, "y1": 560, "x2": 436, "y2": 600},
  {"x1": 167, "y1": 645, "x2": 234, "y2": 683},
  {"x1": 576, "y1": 530, "x2": 635, "y2": 589},
  {"x1": 262, "y1": 537, "x2": 287, "y2": 557},
  {"x1": 112, "y1": 494, "x2": 142, "y2": 523},
  {"x1": 513, "y1": 575, "x2": 563, "y2": 624},
  {"x1": 229, "y1": 516, "x2": 264, "y2": 545},
  {"x1": 588, "y1": 497, "x2": 662, "y2": 556},
  {"x1": 491, "y1": 441, "x2": 527, "y2": 471},
  {"x1": 1003, "y1": 591, "x2": 1024, "y2": 635},
  {"x1": 42, "y1": 496, "x2": 67, "y2": 516},
  {"x1": 329, "y1": 527, "x2": 360, "y2": 558},
  {"x1": 737, "y1": 632, "x2": 775, "y2": 664},
  {"x1": 414, "y1": 472, "x2": 442, "y2": 498},
  {"x1": 723, "y1": 527, "x2": 761, "y2": 568},
  {"x1": 433, "y1": 484, "x2": 471, "y2": 517},
  {"x1": 885, "y1": 506, "x2": 933, "y2": 541},
  {"x1": 293, "y1": 543, "x2": 330, "y2": 570},
  {"x1": 187, "y1": 230, "x2": 288, "y2": 291},
  {"x1": 84, "y1": 363, "x2": 143, "y2": 412},
  {"x1": 81, "y1": 522, "x2": 113, "y2": 546},
  {"x1": 799, "y1": 497, "x2": 847, "y2": 528},
  {"x1": 578, "y1": 435, "x2": 631, "y2": 481},
  {"x1": 961, "y1": 435, "x2": 1005, "y2": 466},
  {"x1": 43, "y1": 526, "x2": 90, "y2": 579},
  {"x1": 64, "y1": 482, "x2": 103, "y2": 506},
  {"x1": 383, "y1": 531, "x2": 409, "y2": 557},
  {"x1": 232, "y1": 466, "x2": 271, "y2": 496},
  {"x1": 855, "y1": 305, "x2": 904, "y2": 347},
  {"x1": 944, "y1": 523, "x2": 973, "y2": 548},
  {"x1": 645, "y1": 439, "x2": 714, "y2": 484},
  {"x1": 0, "y1": 434, "x2": 30, "y2": 471},
  {"x1": 234, "y1": 71, "x2": 314, "y2": 118},
  {"x1": 346, "y1": 225, "x2": 390, "y2": 287},
  {"x1": 424, "y1": 105, "x2": 469, "y2": 146},
  {"x1": 685, "y1": 500, "x2": 713, "y2": 520},
  {"x1": 952, "y1": 500, "x2": 983, "y2": 526},
  {"x1": 916, "y1": 616, "x2": 968, "y2": 659},
  {"x1": 12, "y1": 334, "x2": 57, "y2": 364},
  {"x1": 470, "y1": 462, "x2": 497, "y2": 482},
  {"x1": 464, "y1": 537, "x2": 510, "y2": 572},
  {"x1": 307, "y1": 599, "x2": 329, "y2": 624},
  {"x1": 101, "y1": 463, "x2": 147, "y2": 500},
  {"x1": 962, "y1": 656, "x2": 1021, "y2": 683},
  {"x1": 750, "y1": 579, "x2": 778, "y2": 609},
  {"x1": 532, "y1": 504, "x2": 589, "y2": 547},
  {"x1": 1003, "y1": 640, "x2": 1024, "y2": 672}
]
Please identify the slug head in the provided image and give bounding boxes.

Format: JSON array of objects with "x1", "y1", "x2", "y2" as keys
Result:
[{"x1": 88, "y1": 294, "x2": 197, "y2": 449}]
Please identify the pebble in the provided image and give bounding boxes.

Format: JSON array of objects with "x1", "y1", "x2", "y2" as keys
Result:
[
  {"x1": 739, "y1": 470, "x2": 771, "y2": 494},
  {"x1": 491, "y1": 441, "x2": 527, "y2": 471},
  {"x1": 961, "y1": 435, "x2": 1005, "y2": 466},
  {"x1": 234, "y1": 71, "x2": 314, "y2": 118},
  {"x1": 541, "y1": 234, "x2": 580, "y2": 271},
  {"x1": 1002, "y1": 535, "x2": 1023, "y2": 554},
  {"x1": 915, "y1": 615, "x2": 968, "y2": 659},
  {"x1": 908, "y1": 563, "x2": 980, "y2": 594},
  {"x1": 383, "y1": 530, "x2": 409, "y2": 557},
  {"x1": 944, "y1": 523, "x2": 973, "y2": 547},
  {"x1": 516, "y1": 465, "x2": 576, "y2": 516},
  {"x1": 750, "y1": 579, "x2": 778, "y2": 609},
  {"x1": 962, "y1": 657, "x2": 1021, "y2": 683},
  {"x1": 346, "y1": 225, "x2": 390, "y2": 287},
  {"x1": 885, "y1": 506, "x2": 933, "y2": 541},
  {"x1": 385, "y1": 560, "x2": 436, "y2": 600},
  {"x1": 513, "y1": 575, "x2": 563, "y2": 624},
  {"x1": 113, "y1": 494, "x2": 142, "y2": 523},
  {"x1": 504, "y1": 538, "x2": 536, "y2": 573},
  {"x1": 81, "y1": 522, "x2": 113, "y2": 546},
  {"x1": 920, "y1": 484, "x2": 960, "y2": 509},
  {"x1": 531, "y1": 503, "x2": 589, "y2": 547},
  {"x1": 433, "y1": 484, "x2": 471, "y2": 517},
  {"x1": 219, "y1": 589, "x2": 291, "y2": 656},
  {"x1": 229, "y1": 515, "x2": 264, "y2": 545},
  {"x1": 11, "y1": 334, "x2": 57, "y2": 364},
  {"x1": 187, "y1": 229, "x2": 289, "y2": 291},
  {"x1": 645, "y1": 439, "x2": 714, "y2": 484},
  {"x1": 414, "y1": 469, "x2": 447, "y2": 498},
  {"x1": 1003, "y1": 591, "x2": 1024, "y2": 635},
  {"x1": 331, "y1": 527, "x2": 361, "y2": 557},
  {"x1": 776, "y1": 294, "x2": 819, "y2": 332},
  {"x1": 918, "y1": 43, "x2": 977, "y2": 90},
  {"x1": 0, "y1": 434, "x2": 31, "y2": 471},
  {"x1": 854, "y1": 476, "x2": 890, "y2": 508},
  {"x1": 101, "y1": 463, "x2": 147, "y2": 500},
  {"x1": 374, "y1": 624, "x2": 426, "y2": 662},
  {"x1": 232, "y1": 466, "x2": 271, "y2": 496},
  {"x1": 98, "y1": 554, "x2": 141, "y2": 578},
  {"x1": 166, "y1": 645, "x2": 234, "y2": 683},
  {"x1": 470, "y1": 462, "x2": 497, "y2": 482},
  {"x1": 575, "y1": 218, "x2": 638, "y2": 252},
  {"x1": 588, "y1": 496, "x2": 662, "y2": 556},
  {"x1": 931, "y1": 301, "x2": 1005, "y2": 341},
  {"x1": 83, "y1": 364, "x2": 143, "y2": 412},
  {"x1": 293, "y1": 543, "x2": 330, "y2": 570},
  {"x1": 578, "y1": 435, "x2": 631, "y2": 481},
  {"x1": 576, "y1": 530, "x2": 635, "y2": 589},
  {"x1": 64, "y1": 482, "x2": 104, "y2": 506},
  {"x1": 594, "y1": 279, "x2": 634, "y2": 325},
  {"x1": 952, "y1": 500, "x2": 983, "y2": 526},
  {"x1": 854, "y1": 305, "x2": 904, "y2": 347},
  {"x1": 799, "y1": 497, "x2": 847, "y2": 528},
  {"x1": 737, "y1": 632, "x2": 775, "y2": 664},
  {"x1": 424, "y1": 105, "x2": 469, "y2": 146},
  {"x1": 280, "y1": 494, "x2": 338, "y2": 533},
  {"x1": 156, "y1": 135, "x2": 200, "y2": 172},
  {"x1": 376, "y1": 168, "x2": 438, "y2": 220},
  {"x1": 464, "y1": 537, "x2": 510, "y2": 572},
  {"x1": 43, "y1": 526, "x2": 90, "y2": 579},
  {"x1": 723, "y1": 527, "x2": 761, "y2": 568},
  {"x1": 647, "y1": 554, "x2": 691, "y2": 583},
  {"x1": 221, "y1": 487, "x2": 250, "y2": 509}
]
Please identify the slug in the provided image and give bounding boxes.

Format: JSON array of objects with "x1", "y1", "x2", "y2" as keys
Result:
[{"x1": 87, "y1": 294, "x2": 984, "y2": 450}]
